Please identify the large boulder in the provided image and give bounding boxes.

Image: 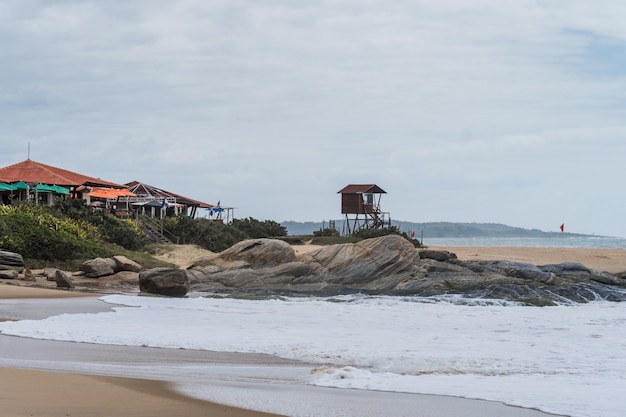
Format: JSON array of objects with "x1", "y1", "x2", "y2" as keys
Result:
[
  {"x1": 54, "y1": 270, "x2": 74, "y2": 289},
  {"x1": 0, "y1": 269, "x2": 19, "y2": 279},
  {"x1": 80, "y1": 258, "x2": 117, "y2": 278},
  {"x1": 213, "y1": 238, "x2": 297, "y2": 268},
  {"x1": 0, "y1": 250, "x2": 24, "y2": 272},
  {"x1": 189, "y1": 235, "x2": 422, "y2": 293},
  {"x1": 139, "y1": 268, "x2": 189, "y2": 297},
  {"x1": 112, "y1": 255, "x2": 143, "y2": 273},
  {"x1": 80, "y1": 256, "x2": 143, "y2": 278},
  {"x1": 304, "y1": 234, "x2": 420, "y2": 289}
]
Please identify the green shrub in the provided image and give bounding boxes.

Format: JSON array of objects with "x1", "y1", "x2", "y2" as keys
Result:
[
  {"x1": 164, "y1": 216, "x2": 249, "y2": 252},
  {"x1": 313, "y1": 227, "x2": 340, "y2": 237},
  {"x1": 53, "y1": 199, "x2": 149, "y2": 250},
  {"x1": 231, "y1": 217, "x2": 287, "y2": 238},
  {"x1": 353, "y1": 226, "x2": 422, "y2": 247},
  {"x1": 0, "y1": 205, "x2": 110, "y2": 261}
]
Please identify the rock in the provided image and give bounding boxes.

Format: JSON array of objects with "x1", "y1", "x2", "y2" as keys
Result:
[
  {"x1": 54, "y1": 270, "x2": 74, "y2": 289},
  {"x1": 139, "y1": 268, "x2": 189, "y2": 297},
  {"x1": 23, "y1": 268, "x2": 35, "y2": 282},
  {"x1": 189, "y1": 235, "x2": 421, "y2": 293},
  {"x1": 112, "y1": 255, "x2": 142, "y2": 272},
  {"x1": 0, "y1": 269, "x2": 19, "y2": 279},
  {"x1": 80, "y1": 258, "x2": 117, "y2": 278},
  {"x1": 419, "y1": 250, "x2": 458, "y2": 262},
  {"x1": 307, "y1": 235, "x2": 420, "y2": 287},
  {"x1": 186, "y1": 235, "x2": 626, "y2": 304},
  {"x1": 0, "y1": 250, "x2": 24, "y2": 270},
  {"x1": 45, "y1": 268, "x2": 59, "y2": 281},
  {"x1": 218, "y1": 239, "x2": 298, "y2": 267}
]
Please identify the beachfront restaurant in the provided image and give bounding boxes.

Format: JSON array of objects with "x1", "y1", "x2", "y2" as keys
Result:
[
  {"x1": 0, "y1": 159, "x2": 225, "y2": 221},
  {"x1": 0, "y1": 159, "x2": 133, "y2": 210}
]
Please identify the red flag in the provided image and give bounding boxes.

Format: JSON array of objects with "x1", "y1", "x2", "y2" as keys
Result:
[{"x1": 560, "y1": 223, "x2": 564, "y2": 232}]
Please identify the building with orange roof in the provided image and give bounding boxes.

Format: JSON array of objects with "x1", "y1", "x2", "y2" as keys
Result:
[
  {"x1": 0, "y1": 159, "x2": 224, "y2": 221},
  {"x1": 0, "y1": 159, "x2": 127, "y2": 207}
]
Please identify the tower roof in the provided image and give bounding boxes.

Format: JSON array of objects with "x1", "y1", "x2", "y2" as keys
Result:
[{"x1": 337, "y1": 184, "x2": 386, "y2": 194}]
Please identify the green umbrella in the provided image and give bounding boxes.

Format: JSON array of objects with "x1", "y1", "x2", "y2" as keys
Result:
[
  {"x1": 0, "y1": 183, "x2": 17, "y2": 191},
  {"x1": 34, "y1": 184, "x2": 70, "y2": 194}
]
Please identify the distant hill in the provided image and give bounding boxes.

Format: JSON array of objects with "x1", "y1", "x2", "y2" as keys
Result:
[{"x1": 281, "y1": 220, "x2": 590, "y2": 238}]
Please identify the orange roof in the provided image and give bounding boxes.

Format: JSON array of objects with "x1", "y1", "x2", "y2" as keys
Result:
[
  {"x1": 88, "y1": 187, "x2": 137, "y2": 199},
  {"x1": 0, "y1": 159, "x2": 125, "y2": 188}
]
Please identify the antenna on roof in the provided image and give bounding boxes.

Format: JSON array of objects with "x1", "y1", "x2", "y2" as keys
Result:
[{"x1": 28, "y1": 142, "x2": 30, "y2": 160}]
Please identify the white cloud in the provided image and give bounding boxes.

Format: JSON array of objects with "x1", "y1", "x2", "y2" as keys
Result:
[{"x1": 1, "y1": 0, "x2": 625, "y2": 236}]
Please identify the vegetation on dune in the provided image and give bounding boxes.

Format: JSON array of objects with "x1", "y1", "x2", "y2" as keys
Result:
[
  {"x1": 310, "y1": 225, "x2": 422, "y2": 247},
  {"x1": 163, "y1": 216, "x2": 287, "y2": 252},
  {"x1": 0, "y1": 202, "x2": 157, "y2": 269},
  {"x1": 0, "y1": 204, "x2": 108, "y2": 263}
]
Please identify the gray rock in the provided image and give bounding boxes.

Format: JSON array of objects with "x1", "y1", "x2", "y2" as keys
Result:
[
  {"x1": 186, "y1": 235, "x2": 626, "y2": 304},
  {"x1": 80, "y1": 258, "x2": 117, "y2": 278},
  {"x1": 45, "y1": 268, "x2": 59, "y2": 281},
  {"x1": 419, "y1": 250, "x2": 458, "y2": 261},
  {"x1": 139, "y1": 268, "x2": 189, "y2": 297},
  {"x1": 112, "y1": 255, "x2": 143, "y2": 272},
  {"x1": 217, "y1": 238, "x2": 298, "y2": 267},
  {"x1": 0, "y1": 250, "x2": 24, "y2": 268},
  {"x1": 23, "y1": 268, "x2": 35, "y2": 282},
  {"x1": 0, "y1": 269, "x2": 19, "y2": 279},
  {"x1": 190, "y1": 235, "x2": 421, "y2": 293},
  {"x1": 54, "y1": 270, "x2": 74, "y2": 289}
]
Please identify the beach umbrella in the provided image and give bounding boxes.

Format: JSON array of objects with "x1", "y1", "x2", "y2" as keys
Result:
[
  {"x1": 0, "y1": 183, "x2": 17, "y2": 191},
  {"x1": 11, "y1": 182, "x2": 28, "y2": 190},
  {"x1": 35, "y1": 184, "x2": 70, "y2": 194}
]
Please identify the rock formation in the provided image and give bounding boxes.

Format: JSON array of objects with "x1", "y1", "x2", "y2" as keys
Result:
[
  {"x1": 139, "y1": 268, "x2": 190, "y2": 297},
  {"x1": 80, "y1": 256, "x2": 143, "y2": 278},
  {"x1": 0, "y1": 250, "x2": 24, "y2": 272},
  {"x1": 186, "y1": 236, "x2": 626, "y2": 305}
]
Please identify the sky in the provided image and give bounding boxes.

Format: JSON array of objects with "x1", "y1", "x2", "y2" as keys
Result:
[{"x1": 1, "y1": 1, "x2": 626, "y2": 237}]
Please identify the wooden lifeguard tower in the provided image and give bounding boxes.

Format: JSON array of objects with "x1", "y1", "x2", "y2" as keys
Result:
[{"x1": 338, "y1": 184, "x2": 391, "y2": 235}]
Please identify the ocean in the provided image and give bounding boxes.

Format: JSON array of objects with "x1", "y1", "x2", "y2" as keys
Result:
[
  {"x1": 422, "y1": 236, "x2": 626, "y2": 249},
  {"x1": 2, "y1": 292, "x2": 625, "y2": 417}
]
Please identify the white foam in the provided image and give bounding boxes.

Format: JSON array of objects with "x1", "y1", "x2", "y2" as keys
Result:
[{"x1": 2, "y1": 294, "x2": 625, "y2": 417}]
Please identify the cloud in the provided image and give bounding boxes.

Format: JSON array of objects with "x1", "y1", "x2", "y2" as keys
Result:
[{"x1": 1, "y1": 0, "x2": 626, "y2": 236}]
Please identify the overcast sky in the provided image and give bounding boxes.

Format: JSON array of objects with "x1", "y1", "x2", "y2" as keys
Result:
[{"x1": 2, "y1": 1, "x2": 626, "y2": 237}]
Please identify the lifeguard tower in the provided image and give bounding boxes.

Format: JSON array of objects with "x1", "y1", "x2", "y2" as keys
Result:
[{"x1": 338, "y1": 184, "x2": 391, "y2": 235}]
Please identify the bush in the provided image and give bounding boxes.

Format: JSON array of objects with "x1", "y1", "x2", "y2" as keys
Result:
[
  {"x1": 231, "y1": 218, "x2": 287, "y2": 238},
  {"x1": 313, "y1": 227, "x2": 340, "y2": 237},
  {"x1": 53, "y1": 199, "x2": 149, "y2": 250},
  {"x1": 164, "y1": 216, "x2": 249, "y2": 252},
  {"x1": 353, "y1": 226, "x2": 422, "y2": 247},
  {"x1": 0, "y1": 205, "x2": 110, "y2": 261}
]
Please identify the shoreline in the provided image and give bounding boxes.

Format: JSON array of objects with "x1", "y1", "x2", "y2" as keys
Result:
[
  {"x1": 0, "y1": 281, "x2": 564, "y2": 417},
  {"x1": 2, "y1": 244, "x2": 613, "y2": 417}
]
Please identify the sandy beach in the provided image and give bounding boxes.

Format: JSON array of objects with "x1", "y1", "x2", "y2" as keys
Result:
[
  {"x1": 428, "y1": 245, "x2": 626, "y2": 274},
  {"x1": 4, "y1": 244, "x2": 618, "y2": 417}
]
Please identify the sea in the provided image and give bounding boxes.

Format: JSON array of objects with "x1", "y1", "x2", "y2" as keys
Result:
[
  {"x1": 2, "y1": 236, "x2": 625, "y2": 417},
  {"x1": 421, "y1": 235, "x2": 626, "y2": 249}
]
